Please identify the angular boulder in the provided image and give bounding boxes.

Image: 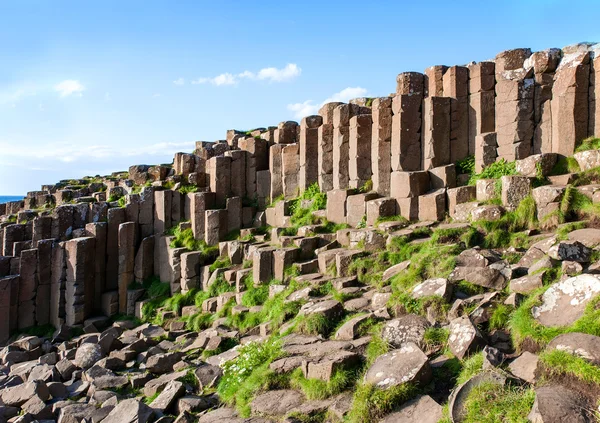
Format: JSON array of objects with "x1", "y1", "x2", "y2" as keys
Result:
[{"x1": 364, "y1": 342, "x2": 431, "y2": 389}]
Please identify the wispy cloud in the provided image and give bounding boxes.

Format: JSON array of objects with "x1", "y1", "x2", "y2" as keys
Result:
[
  {"x1": 173, "y1": 77, "x2": 185, "y2": 86},
  {"x1": 191, "y1": 63, "x2": 301, "y2": 86},
  {"x1": 0, "y1": 84, "x2": 38, "y2": 106},
  {"x1": 287, "y1": 87, "x2": 369, "y2": 119},
  {"x1": 55, "y1": 80, "x2": 85, "y2": 98}
]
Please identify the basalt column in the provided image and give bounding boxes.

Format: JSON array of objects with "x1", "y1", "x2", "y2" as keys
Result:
[
  {"x1": 391, "y1": 72, "x2": 424, "y2": 172},
  {"x1": 333, "y1": 104, "x2": 352, "y2": 190},
  {"x1": 349, "y1": 114, "x2": 373, "y2": 189},
  {"x1": 468, "y1": 61, "x2": 496, "y2": 156},
  {"x1": 422, "y1": 97, "x2": 451, "y2": 169},
  {"x1": 64, "y1": 237, "x2": 95, "y2": 326},
  {"x1": 495, "y1": 48, "x2": 535, "y2": 161},
  {"x1": 317, "y1": 102, "x2": 341, "y2": 192},
  {"x1": 443, "y1": 66, "x2": 470, "y2": 162},
  {"x1": 530, "y1": 49, "x2": 561, "y2": 154},
  {"x1": 551, "y1": 46, "x2": 591, "y2": 156},
  {"x1": 282, "y1": 143, "x2": 300, "y2": 199},
  {"x1": 299, "y1": 115, "x2": 323, "y2": 191},
  {"x1": 371, "y1": 97, "x2": 393, "y2": 196}
]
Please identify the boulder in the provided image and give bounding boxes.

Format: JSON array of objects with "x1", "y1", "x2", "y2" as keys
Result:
[
  {"x1": 150, "y1": 380, "x2": 186, "y2": 414},
  {"x1": 381, "y1": 315, "x2": 430, "y2": 348},
  {"x1": 509, "y1": 273, "x2": 544, "y2": 294},
  {"x1": 102, "y1": 398, "x2": 155, "y2": 423},
  {"x1": 448, "y1": 316, "x2": 485, "y2": 359},
  {"x1": 334, "y1": 313, "x2": 373, "y2": 341},
  {"x1": 547, "y1": 333, "x2": 600, "y2": 365},
  {"x1": 250, "y1": 389, "x2": 304, "y2": 416},
  {"x1": 567, "y1": 229, "x2": 600, "y2": 248},
  {"x1": 379, "y1": 394, "x2": 443, "y2": 423},
  {"x1": 508, "y1": 352, "x2": 540, "y2": 384},
  {"x1": 528, "y1": 385, "x2": 594, "y2": 422},
  {"x1": 548, "y1": 240, "x2": 591, "y2": 263},
  {"x1": 449, "y1": 266, "x2": 507, "y2": 290},
  {"x1": 0, "y1": 380, "x2": 49, "y2": 406},
  {"x1": 146, "y1": 352, "x2": 183, "y2": 374},
  {"x1": 532, "y1": 274, "x2": 600, "y2": 327},
  {"x1": 74, "y1": 343, "x2": 104, "y2": 369},
  {"x1": 412, "y1": 278, "x2": 452, "y2": 300},
  {"x1": 364, "y1": 342, "x2": 431, "y2": 389}
]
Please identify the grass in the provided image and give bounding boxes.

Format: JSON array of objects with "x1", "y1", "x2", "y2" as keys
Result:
[
  {"x1": 509, "y1": 290, "x2": 600, "y2": 350},
  {"x1": 458, "y1": 382, "x2": 535, "y2": 423},
  {"x1": 540, "y1": 349, "x2": 600, "y2": 385},
  {"x1": 550, "y1": 155, "x2": 580, "y2": 175},
  {"x1": 365, "y1": 324, "x2": 389, "y2": 366},
  {"x1": 169, "y1": 227, "x2": 220, "y2": 260},
  {"x1": 489, "y1": 304, "x2": 512, "y2": 330},
  {"x1": 209, "y1": 257, "x2": 231, "y2": 273},
  {"x1": 374, "y1": 215, "x2": 409, "y2": 226},
  {"x1": 292, "y1": 312, "x2": 342, "y2": 337},
  {"x1": 346, "y1": 382, "x2": 418, "y2": 423},
  {"x1": 423, "y1": 327, "x2": 450, "y2": 350},
  {"x1": 290, "y1": 367, "x2": 359, "y2": 400},
  {"x1": 178, "y1": 184, "x2": 198, "y2": 195},
  {"x1": 468, "y1": 158, "x2": 517, "y2": 186},
  {"x1": 456, "y1": 352, "x2": 484, "y2": 385},
  {"x1": 574, "y1": 136, "x2": 600, "y2": 153},
  {"x1": 456, "y1": 154, "x2": 475, "y2": 176},
  {"x1": 217, "y1": 339, "x2": 287, "y2": 417}
]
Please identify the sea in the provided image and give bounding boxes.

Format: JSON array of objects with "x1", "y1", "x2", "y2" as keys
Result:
[{"x1": 0, "y1": 196, "x2": 23, "y2": 204}]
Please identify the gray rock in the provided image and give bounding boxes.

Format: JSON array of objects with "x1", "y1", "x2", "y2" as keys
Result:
[
  {"x1": 548, "y1": 241, "x2": 591, "y2": 263},
  {"x1": 547, "y1": 333, "x2": 600, "y2": 365},
  {"x1": 364, "y1": 342, "x2": 431, "y2": 389},
  {"x1": 74, "y1": 343, "x2": 104, "y2": 370},
  {"x1": 250, "y1": 389, "x2": 304, "y2": 416},
  {"x1": 381, "y1": 315, "x2": 430, "y2": 349},
  {"x1": 448, "y1": 316, "x2": 485, "y2": 359},
  {"x1": 0, "y1": 380, "x2": 49, "y2": 406},
  {"x1": 379, "y1": 395, "x2": 443, "y2": 423},
  {"x1": 146, "y1": 352, "x2": 183, "y2": 374},
  {"x1": 532, "y1": 274, "x2": 600, "y2": 327},
  {"x1": 528, "y1": 385, "x2": 594, "y2": 422},
  {"x1": 508, "y1": 352, "x2": 540, "y2": 384},
  {"x1": 150, "y1": 380, "x2": 186, "y2": 414},
  {"x1": 102, "y1": 398, "x2": 155, "y2": 423}
]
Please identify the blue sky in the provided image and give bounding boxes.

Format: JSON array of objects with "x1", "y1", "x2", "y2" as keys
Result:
[{"x1": 0, "y1": 0, "x2": 598, "y2": 194}]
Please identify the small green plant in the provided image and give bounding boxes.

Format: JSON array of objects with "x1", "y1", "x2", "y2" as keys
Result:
[
  {"x1": 347, "y1": 382, "x2": 418, "y2": 423},
  {"x1": 459, "y1": 382, "x2": 535, "y2": 423},
  {"x1": 178, "y1": 184, "x2": 198, "y2": 195},
  {"x1": 468, "y1": 159, "x2": 517, "y2": 186},
  {"x1": 290, "y1": 367, "x2": 358, "y2": 400},
  {"x1": 456, "y1": 155, "x2": 475, "y2": 176},
  {"x1": 540, "y1": 349, "x2": 600, "y2": 385},
  {"x1": 574, "y1": 136, "x2": 600, "y2": 153}
]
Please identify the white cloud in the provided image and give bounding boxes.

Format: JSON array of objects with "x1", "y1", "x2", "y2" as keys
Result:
[
  {"x1": 255, "y1": 63, "x2": 301, "y2": 82},
  {"x1": 0, "y1": 84, "x2": 38, "y2": 106},
  {"x1": 287, "y1": 86, "x2": 369, "y2": 119},
  {"x1": 191, "y1": 63, "x2": 301, "y2": 86},
  {"x1": 54, "y1": 80, "x2": 85, "y2": 98},
  {"x1": 173, "y1": 77, "x2": 185, "y2": 86}
]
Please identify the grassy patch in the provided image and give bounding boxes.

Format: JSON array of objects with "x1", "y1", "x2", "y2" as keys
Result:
[
  {"x1": 456, "y1": 155, "x2": 475, "y2": 176},
  {"x1": 346, "y1": 382, "x2": 418, "y2": 423},
  {"x1": 290, "y1": 367, "x2": 359, "y2": 400},
  {"x1": 509, "y1": 291, "x2": 600, "y2": 350},
  {"x1": 468, "y1": 158, "x2": 517, "y2": 186},
  {"x1": 217, "y1": 339, "x2": 287, "y2": 417},
  {"x1": 540, "y1": 349, "x2": 600, "y2": 385},
  {"x1": 575, "y1": 136, "x2": 600, "y2": 153},
  {"x1": 456, "y1": 352, "x2": 484, "y2": 385},
  {"x1": 423, "y1": 327, "x2": 450, "y2": 350},
  {"x1": 459, "y1": 382, "x2": 535, "y2": 423},
  {"x1": 489, "y1": 304, "x2": 512, "y2": 330},
  {"x1": 169, "y1": 227, "x2": 220, "y2": 259}
]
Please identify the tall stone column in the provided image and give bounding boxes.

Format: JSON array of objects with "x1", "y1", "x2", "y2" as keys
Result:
[
  {"x1": 281, "y1": 143, "x2": 300, "y2": 199},
  {"x1": 299, "y1": 115, "x2": 323, "y2": 191},
  {"x1": 50, "y1": 241, "x2": 66, "y2": 328},
  {"x1": 422, "y1": 97, "x2": 451, "y2": 169},
  {"x1": 443, "y1": 66, "x2": 470, "y2": 162},
  {"x1": 35, "y1": 239, "x2": 53, "y2": 325},
  {"x1": 64, "y1": 237, "x2": 95, "y2": 326},
  {"x1": 190, "y1": 192, "x2": 215, "y2": 240},
  {"x1": 85, "y1": 222, "x2": 107, "y2": 314},
  {"x1": 371, "y1": 97, "x2": 393, "y2": 196},
  {"x1": 468, "y1": 61, "x2": 496, "y2": 156},
  {"x1": 495, "y1": 48, "x2": 534, "y2": 161},
  {"x1": 317, "y1": 102, "x2": 341, "y2": 193},
  {"x1": 349, "y1": 114, "x2": 373, "y2": 189},
  {"x1": 106, "y1": 207, "x2": 126, "y2": 290},
  {"x1": 18, "y1": 249, "x2": 37, "y2": 329},
  {"x1": 207, "y1": 156, "x2": 232, "y2": 209},
  {"x1": 333, "y1": 104, "x2": 352, "y2": 190},
  {"x1": 424, "y1": 65, "x2": 447, "y2": 97},
  {"x1": 551, "y1": 46, "x2": 591, "y2": 156},
  {"x1": 391, "y1": 72, "x2": 424, "y2": 171},
  {"x1": 274, "y1": 121, "x2": 298, "y2": 144},
  {"x1": 0, "y1": 276, "x2": 12, "y2": 344},
  {"x1": 224, "y1": 150, "x2": 247, "y2": 199},
  {"x1": 530, "y1": 49, "x2": 561, "y2": 154},
  {"x1": 269, "y1": 144, "x2": 284, "y2": 201},
  {"x1": 118, "y1": 222, "x2": 136, "y2": 314}
]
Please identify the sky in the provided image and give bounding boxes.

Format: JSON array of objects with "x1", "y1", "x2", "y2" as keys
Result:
[{"x1": 0, "y1": 0, "x2": 599, "y2": 195}]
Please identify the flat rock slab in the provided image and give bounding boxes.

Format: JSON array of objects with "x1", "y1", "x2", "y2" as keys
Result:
[
  {"x1": 532, "y1": 274, "x2": 600, "y2": 327},
  {"x1": 547, "y1": 333, "x2": 600, "y2": 365},
  {"x1": 449, "y1": 266, "x2": 507, "y2": 290},
  {"x1": 250, "y1": 389, "x2": 304, "y2": 416},
  {"x1": 412, "y1": 278, "x2": 451, "y2": 300},
  {"x1": 379, "y1": 394, "x2": 443, "y2": 423},
  {"x1": 528, "y1": 385, "x2": 594, "y2": 422},
  {"x1": 508, "y1": 352, "x2": 540, "y2": 384},
  {"x1": 364, "y1": 342, "x2": 431, "y2": 389},
  {"x1": 381, "y1": 315, "x2": 430, "y2": 349},
  {"x1": 568, "y1": 229, "x2": 600, "y2": 248},
  {"x1": 101, "y1": 398, "x2": 155, "y2": 423}
]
